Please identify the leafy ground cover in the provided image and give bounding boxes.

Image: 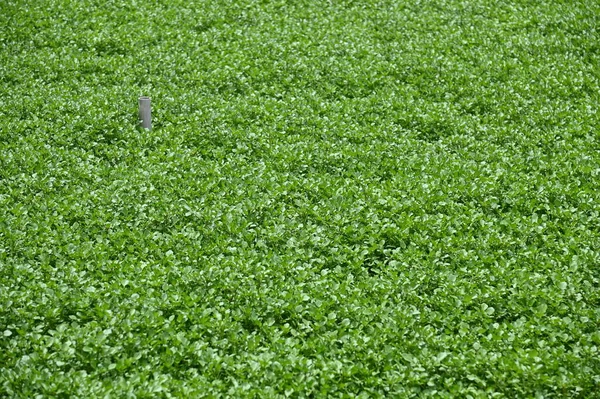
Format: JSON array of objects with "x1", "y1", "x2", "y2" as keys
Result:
[{"x1": 1, "y1": 0, "x2": 599, "y2": 397}]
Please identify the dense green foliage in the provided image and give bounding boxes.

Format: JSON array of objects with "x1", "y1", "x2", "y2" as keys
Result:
[{"x1": 1, "y1": 0, "x2": 599, "y2": 397}]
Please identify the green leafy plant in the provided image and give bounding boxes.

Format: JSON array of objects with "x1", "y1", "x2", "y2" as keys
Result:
[{"x1": 1, "y1": 0, "x2": 599, "y2": 397}]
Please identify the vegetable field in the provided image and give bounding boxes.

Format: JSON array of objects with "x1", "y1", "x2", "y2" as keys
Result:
[{"x1": 1, "y1": 0, "x2": 599, "y2": 397}]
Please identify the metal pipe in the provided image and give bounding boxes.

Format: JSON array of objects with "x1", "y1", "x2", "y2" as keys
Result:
[{"x1": 138, "y1": 96, "x2": 152, "y2": 130}]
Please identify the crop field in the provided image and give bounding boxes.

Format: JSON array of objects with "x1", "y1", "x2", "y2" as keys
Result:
[{"x1": 1, "y1": 0, "x2": 599, "y2": 397}]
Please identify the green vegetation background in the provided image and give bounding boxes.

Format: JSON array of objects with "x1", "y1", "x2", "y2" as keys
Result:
[{"x1": 1, "y1": 0, "x2": 599, "y2": 397}]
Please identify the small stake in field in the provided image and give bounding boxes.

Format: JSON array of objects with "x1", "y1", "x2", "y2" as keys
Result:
[{"x1": 138, "y1": 96, "x2": 152, "y2": 130}]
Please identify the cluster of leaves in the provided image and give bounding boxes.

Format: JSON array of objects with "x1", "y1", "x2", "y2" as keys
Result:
[{"x1": 1, "y1": 0, "x2": 599, "y2": 397}]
